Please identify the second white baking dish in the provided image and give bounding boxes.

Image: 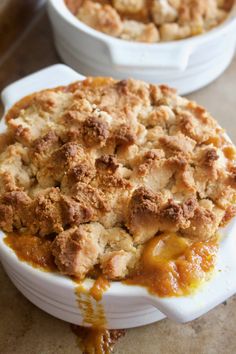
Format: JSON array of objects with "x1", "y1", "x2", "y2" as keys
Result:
[{"x1": 47, "y1": 0, "x2": 236, "y2": 94}]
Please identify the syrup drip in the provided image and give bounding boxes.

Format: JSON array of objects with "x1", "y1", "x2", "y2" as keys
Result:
[{"x1": 74, "y1": 278, "x2": 124, "y2": 354}]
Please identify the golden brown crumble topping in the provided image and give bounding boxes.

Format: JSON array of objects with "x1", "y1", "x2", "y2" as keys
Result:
[
  {"x1": 1, "y1": 77, "x2": 236, "y2": 283},
  {"x1": 65, "y1": 0, "x2": 234, "y2": 43}
]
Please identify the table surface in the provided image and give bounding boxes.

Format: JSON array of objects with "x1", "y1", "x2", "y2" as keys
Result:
[{"x1": 0, "y1": 8, "x2": 236, "y2": 354}]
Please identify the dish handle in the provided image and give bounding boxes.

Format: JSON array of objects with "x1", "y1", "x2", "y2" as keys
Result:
[
  {"x1": 108, "y1": 43, "x2": 194, "y2": 71},
  {"x1": 1, "y1": 64, "x2": 85, "y2": 111}
]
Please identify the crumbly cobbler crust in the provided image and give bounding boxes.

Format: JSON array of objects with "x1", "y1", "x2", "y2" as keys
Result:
[
  {"x1": 1, "y1": 77, "x2": 236, "y2": 280},
  {"x1": 65, "y1": 0, "x2": 234, "y2": 43}
]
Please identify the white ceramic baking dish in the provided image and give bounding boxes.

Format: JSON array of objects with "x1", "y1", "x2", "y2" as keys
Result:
[
  {"x1": 0, "y1": 64, "x2": 236, "y2": 329},
  {"x1": 47, "y1": 0, "x2": 236, "y2": 95}
]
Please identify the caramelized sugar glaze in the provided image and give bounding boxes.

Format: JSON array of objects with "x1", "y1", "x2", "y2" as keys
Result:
[
  {"x1": 125, "y1": 233, "x2": 218, "y2": 296},
  {"x1": 4, "y1": 232, "x2": 218, "y2": 297},
  {"x1": 5, "y1": 233, "x2": 56, "y2": 271}
]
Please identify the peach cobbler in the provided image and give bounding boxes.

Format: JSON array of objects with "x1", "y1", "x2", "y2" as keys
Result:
[
  {"x1": 65, "y1": 0, "x2": 234, "y2": 42},
  {"x1": 1, "y1": 77, "x2": 236, "y2": 296}
]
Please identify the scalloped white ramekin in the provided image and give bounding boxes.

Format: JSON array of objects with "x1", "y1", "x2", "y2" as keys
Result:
[
  {"x1": 0, "y1": 65, "x2": 236, "y2": 329},
  {"x1": 47, "y1": 1, "x2": 236, "y2": 94}
]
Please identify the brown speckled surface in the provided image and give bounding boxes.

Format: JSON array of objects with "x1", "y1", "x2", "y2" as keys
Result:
[{"x1": 0, "y1": 8, "x2": 236, "y2": 354}]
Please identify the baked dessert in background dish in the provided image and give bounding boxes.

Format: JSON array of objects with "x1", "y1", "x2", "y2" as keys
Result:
[
  {"x1": 1, "y1": 77, "x2": 236, "y2": 296},
  {"x1": 65, "y1": 0, "x2": 235, "y2": 42}
]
